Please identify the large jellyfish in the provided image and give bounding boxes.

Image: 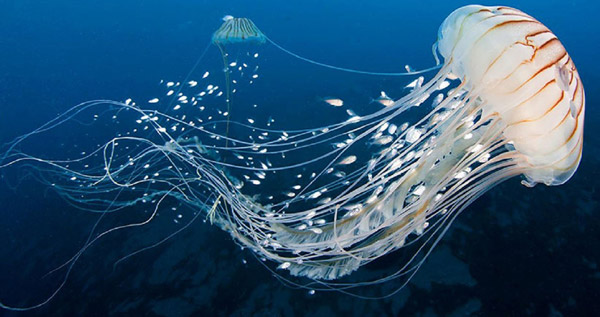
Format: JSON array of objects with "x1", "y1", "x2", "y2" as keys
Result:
[
  {"x1": 0, "y1": 4, "x2": 585, "y2": 309},
  {"x1": 204, "y1": 4, "x2": 585, "y2": 280}
]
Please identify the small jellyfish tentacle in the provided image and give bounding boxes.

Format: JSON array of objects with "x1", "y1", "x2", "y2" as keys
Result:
[{"x1": 265, "y1": 36, "x2": 443, "y2": 76}]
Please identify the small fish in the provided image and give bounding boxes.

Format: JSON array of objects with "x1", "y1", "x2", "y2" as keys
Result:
[
  {"x1": 447, "y1": 73, "x2": 459, "y2": 80},
  {"x1": 338, "y1": 155, "x2": 357, "y2": 165},
  {"x1": 371, "y1": 91, "x2": 394, "y2": 107},
  {"x1": 333, "y1": 171, "x2": 346, "y2": 178},
  {"x1": 400, "y1": 122, "x2": 409, "y2": 131},
  {"x1": 454, "y1": 171, "x2": 467, "y2": 179},
  {"x1": 148, "y1": 98, "x2": 159, "y2": 104},
  {"x1": 372, "y1": 135, "x2": 394, "y2": 145},
  {"x1": 569, "y1": 101, "x2": 577, "y2": 118},
  {"x1": 222, "y1": 15, "x2": 234, "y2": 21},
  {"x1": 317, "y1": 197, "x2": 331, "y2": 205},
  {"x1": 412, "y1": 185, "x2": 426, "y2": 196},
  {"x1": 378, "y1": 122, "x2": 389, "y2": 133},
  {"x1": 405, "y1": 76, "x2": 424, "y2": 90},
  {"x1": 478, "y1": 152, "x2": 491, "y2": 163},
  {"x1": 555, "y1": 64, "x2": 571, "y2": 92},
  {"x1": 388, "y1": 124, "x2": 398, "y2": 135},
  {"x1": 437, "y1": 80, "x2": 450, "y2": 90},
  {"x1": 431, "y1": 93, "x2": 444, "y2": 108},
  {"x1": 322, "y1": 97, "x2": 344, "y2": 107},
  {"x1": 405, "y1": 127, "x2": 423, "y2": 143},
  {"x1": 309, "y1": 192, "x2": 322, "y2": 199},
  {"x1": 278, "y1": 262, "x2": 291, "y2": 269}
]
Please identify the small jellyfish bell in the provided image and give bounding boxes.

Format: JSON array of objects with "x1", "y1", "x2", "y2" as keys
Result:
[{"x1": 212, "y1": 17, "x2": 266, "y2": 45}]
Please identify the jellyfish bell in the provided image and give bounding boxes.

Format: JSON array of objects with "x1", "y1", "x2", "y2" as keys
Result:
[
  {"x1": 212, "y1": 17, "x2": 267, "y2": 45},
  {"x1": 436, "y1": 5, "x2": 584, "y2": 186}
]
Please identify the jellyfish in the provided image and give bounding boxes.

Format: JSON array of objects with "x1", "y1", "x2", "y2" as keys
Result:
[
  {"x1": 0, "y1": 4, "x2": 585, "y2": 310},
  {"x1": 201, "y1": 4, "x2": 585, "y2": 283},
  {"x1": 211, "y1": 17, "x2": 266, "y2": 145}
]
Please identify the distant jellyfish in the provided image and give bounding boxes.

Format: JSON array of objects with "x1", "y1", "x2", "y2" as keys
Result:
[
  {"x1": 211, "y1": 17, "x2": 267, "y2": 144},
  {"x1": 0, "y1": 5, "x2": 586, "y2": 310},
  {"x1": 211, "y1": 16, "x2": 441, "y2": 76},
  {"x1": 212, "y1": 17, "x2": 267, "y2": 45},
  {"x1": 208, "y1": 15, "x2": 440, "y2": 145}
]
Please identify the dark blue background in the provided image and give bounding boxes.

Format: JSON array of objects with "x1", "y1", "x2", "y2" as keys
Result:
[{"x1": 0, "y1": 1, "x2": 599, "y2": 315}]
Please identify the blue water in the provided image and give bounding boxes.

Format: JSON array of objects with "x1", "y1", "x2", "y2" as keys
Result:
[{"x1": 1, "y1": 0, "x2": 599, "y2": 315}]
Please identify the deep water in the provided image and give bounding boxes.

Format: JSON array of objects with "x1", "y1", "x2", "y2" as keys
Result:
[{"x1": 0, "y1": 0, "x2": 599, "y2": 316}]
